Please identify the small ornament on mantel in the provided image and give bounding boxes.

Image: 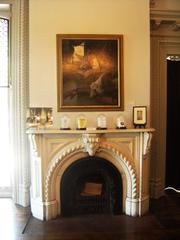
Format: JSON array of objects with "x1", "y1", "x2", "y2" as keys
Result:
[
  {"x1": 60, "y1": 115, "x2": 71, "y2": 130},
  {"x1": 96, "y1": 114, "x2": 107, "y2": 130},
  {"x1": 116, "y1": 115, "x2": 127, "y2": 129},
  {"x1": 77, "y1": 115, "x2": 87, "y2": 130},
  {"x1": 40, "y1": 108, "x2": 47, "y2": 125}
]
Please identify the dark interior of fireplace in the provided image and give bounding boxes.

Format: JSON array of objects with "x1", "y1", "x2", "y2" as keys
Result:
[{"x1": 61, "y1": 156, "x2": 122, "y2": 217}]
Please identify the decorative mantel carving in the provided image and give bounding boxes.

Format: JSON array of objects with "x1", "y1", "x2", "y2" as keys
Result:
[
  {"x1": 27, "y1": 128, "x2": 154, "y2": 220},
  {"x1": 82, "y1": 133, "x2": 101, "y2": 156},
  {"x1": 143, "y1": 132, "x2": 153, "y2": 157},
  {"x1": 28, "y1": 134, "x2": 40, "y2": 157}
]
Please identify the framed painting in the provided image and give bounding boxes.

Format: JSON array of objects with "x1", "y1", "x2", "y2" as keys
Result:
[{"x1": 57, "y1": 34, "x2": 124, "y2": 111}]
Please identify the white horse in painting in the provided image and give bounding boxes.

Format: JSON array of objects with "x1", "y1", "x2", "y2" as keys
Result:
[{"x1": 89, "y1": 73, "x2": 105, "y2": 98}]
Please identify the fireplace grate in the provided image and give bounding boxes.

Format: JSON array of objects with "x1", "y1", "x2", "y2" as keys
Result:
[{"x1": 75, "y1": 195, "x2": 110, "y2": 215}]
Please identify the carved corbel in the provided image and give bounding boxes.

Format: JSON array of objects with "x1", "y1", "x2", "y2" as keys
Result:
[
  {"x1": 143, "y1": 132, "x2": 153, "y2": 158},
  {"x1": 82, "y1": 133, "x2": 101, "y2": 156},
  {"x1": 28, "y1": 134, "x2": 41, "y2": 157}
]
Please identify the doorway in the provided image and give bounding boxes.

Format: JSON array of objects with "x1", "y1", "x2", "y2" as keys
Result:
[{"x1": 166, "y1": 57, "x2": 180, "y2": 190}]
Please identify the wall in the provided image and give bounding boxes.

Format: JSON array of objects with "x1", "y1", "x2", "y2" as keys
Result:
[{"x1": 29, "y1": 0, "x2": 150, "y2": 129}]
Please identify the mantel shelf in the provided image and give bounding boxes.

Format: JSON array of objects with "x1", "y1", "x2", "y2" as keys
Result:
[{"x1": 26, "y1": 128, "x2": 155, "y2": 135}]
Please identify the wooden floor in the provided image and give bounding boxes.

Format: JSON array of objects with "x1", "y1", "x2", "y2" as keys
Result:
[{"x1": 0, "y1": 191, "x2": 180, "y2": 240}]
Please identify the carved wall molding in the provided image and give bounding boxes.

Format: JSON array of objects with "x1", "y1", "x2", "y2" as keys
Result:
[
  {"x1": 150, "y1": 0, "x2": 156, "y2": 8},
  {"x1": 6, "y1": 0, "x2": 30, "y2": 207},
  {"x1": 150, "y1": 10, "x2": 180, "y2": 31},
  {"x1": 151, "y1": 9, "x2": 180, "y2": 19}
]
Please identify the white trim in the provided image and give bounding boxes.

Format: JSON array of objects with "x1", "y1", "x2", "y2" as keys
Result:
[{"x1": 7, "y1": 0, "x2": 30, "y2": 206}]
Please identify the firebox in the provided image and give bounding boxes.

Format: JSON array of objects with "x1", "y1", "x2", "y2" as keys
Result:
[{"x1": 61, "y1": 157, "x2": 122, "y2": 216}]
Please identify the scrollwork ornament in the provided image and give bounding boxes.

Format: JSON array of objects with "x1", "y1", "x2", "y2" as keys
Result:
[
  {"x1": 28, "y1": 134, "x2": 38, "y2": 157},
  {"x1": 82, "y1": 133, "x2": 101, "y2": 156},
  {"x1": 143, "y1": 132, "x2": 153, "y2": 158}
]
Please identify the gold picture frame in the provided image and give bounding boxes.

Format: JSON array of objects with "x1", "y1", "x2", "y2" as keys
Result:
[
  {"x1": 57, "y1": 34, "x2": 124, "y2": 111},
  {"x1": 133, "y1": 106, "x2": 147, "y2": 128}
]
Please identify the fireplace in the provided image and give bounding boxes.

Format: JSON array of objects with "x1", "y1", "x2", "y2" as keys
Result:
[
  {"x1": 27, "y1": 129, "x2": 154, "y2": 220},
  {"x1": 61, "y1": 156, "x2": 122, "y2": 216}
]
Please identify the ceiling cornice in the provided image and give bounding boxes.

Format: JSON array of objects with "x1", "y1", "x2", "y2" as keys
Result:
[{"x1": 150, "y1": 9, "x2": 180, "y2": 31}]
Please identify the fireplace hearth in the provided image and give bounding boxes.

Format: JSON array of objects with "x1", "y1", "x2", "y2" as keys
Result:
[{"x1": 61, "y1": 157, "x2": 122, "y2": 216}]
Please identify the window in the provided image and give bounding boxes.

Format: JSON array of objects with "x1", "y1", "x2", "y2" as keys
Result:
[{"x1": 0, "y1": 16, "x2": 12, "y2": 197}]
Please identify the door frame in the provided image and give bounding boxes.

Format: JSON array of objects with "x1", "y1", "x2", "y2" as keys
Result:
[{"x1": 150, "y1": 37, "x2": 180, "y2": 198}]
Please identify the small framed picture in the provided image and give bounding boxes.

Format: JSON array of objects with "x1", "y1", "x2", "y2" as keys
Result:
[{"x1": 133, "y1": 106, "x2": 147, "y2": 128}]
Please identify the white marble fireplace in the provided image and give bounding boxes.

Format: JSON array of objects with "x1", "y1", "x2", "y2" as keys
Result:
[{"x1": 27, "y1": 128, "x2": 154, "y2": 220}]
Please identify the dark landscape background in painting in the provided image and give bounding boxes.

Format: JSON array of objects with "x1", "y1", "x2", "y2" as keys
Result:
[{"x1": 61, "y1": 39, "x2": 119, "y2": 106}]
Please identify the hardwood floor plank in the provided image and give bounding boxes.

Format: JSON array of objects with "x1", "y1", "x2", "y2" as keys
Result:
[{"x1": 0, "y1": 192, "x2": 179, "y2": 240}]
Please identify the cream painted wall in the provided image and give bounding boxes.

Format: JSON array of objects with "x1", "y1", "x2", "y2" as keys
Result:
[{"x1": 29, "y1": 0, "x2": 150, "y2": 129}]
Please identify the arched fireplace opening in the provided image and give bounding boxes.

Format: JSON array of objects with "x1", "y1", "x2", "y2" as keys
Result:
[{"x1": 61, "y1": 156, "x2": 122, "y2": 217}]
